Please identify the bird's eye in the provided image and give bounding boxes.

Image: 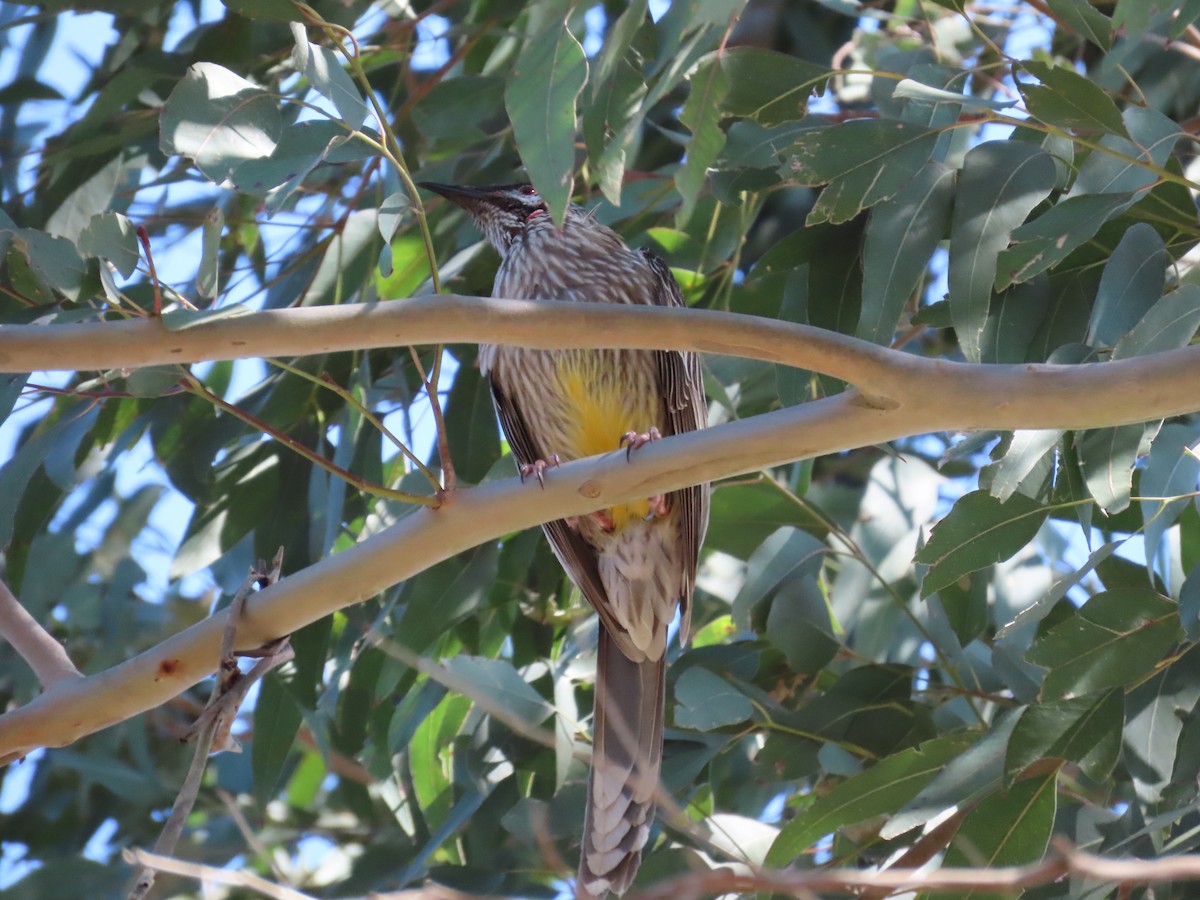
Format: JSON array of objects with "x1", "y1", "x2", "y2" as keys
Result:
[{"x1": 519, "y1": 185, "x2": 537, "y2": 196}]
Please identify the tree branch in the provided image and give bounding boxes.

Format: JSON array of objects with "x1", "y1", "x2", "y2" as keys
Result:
[
  {"x1": 0, "y1": 578, "x2": 81, "y2": 690},
  {"x1": 2, "y1": 337, "x2": 1199, "y2": 760},
  {"x1": 3, "y1": 298, "x2": 1198, "y2": 429}
]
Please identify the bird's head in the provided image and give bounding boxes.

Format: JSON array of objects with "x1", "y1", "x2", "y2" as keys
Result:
[{"x1": 419, "y1": 181, "x2": 558, "y2": 255}]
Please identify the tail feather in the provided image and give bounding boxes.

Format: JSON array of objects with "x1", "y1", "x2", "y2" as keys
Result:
[{"x1": 577, "y1": 628, "x2": 666, "y2": 898}]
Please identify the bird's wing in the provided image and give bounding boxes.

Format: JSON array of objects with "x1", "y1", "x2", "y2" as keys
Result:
[
  {"x1": 639, "y1": 248, "x2": 710, "y2": 641},
  {"x1": 489, "y1": 378, "x2": 635, "y2": 641}
]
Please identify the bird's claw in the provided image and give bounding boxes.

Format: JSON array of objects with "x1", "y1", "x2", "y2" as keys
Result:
[
  {"x1": 620, "y1": 427, "x2": 662, "y2": 461},
  {"x1": 644, "y1": 494, "x2": 670, "y2": 520},
  {"x1": 520, "y1": 454, "x2": 560, "y2": 488}
]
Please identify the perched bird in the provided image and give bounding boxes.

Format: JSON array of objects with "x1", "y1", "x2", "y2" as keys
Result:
[{"x1": 420, "y1": 181, "x2": 709, "y2": 897}]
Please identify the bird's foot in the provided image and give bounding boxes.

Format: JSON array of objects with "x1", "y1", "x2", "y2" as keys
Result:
[
  {"x1": 644, "y1": 493, "x2": 670, "y2": 520},
  {"x1": 565, "y1": 509, "x2": 615, "y2": 533},
  {"x1": 619, "y1": 427, "x2": 662, "y2": 461},
  {"x1": 520, "y1": 454, "x2": 560, "y2": 488}
]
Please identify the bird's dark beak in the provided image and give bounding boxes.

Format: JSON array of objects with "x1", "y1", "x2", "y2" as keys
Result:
[{"x1": 418, "y1": 181, "x2": 489, "y2": 209}]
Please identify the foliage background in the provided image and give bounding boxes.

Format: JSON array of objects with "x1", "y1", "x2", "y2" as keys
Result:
[{"x1": 3, "y1": 0, "x2": 1200, "y2": 897}]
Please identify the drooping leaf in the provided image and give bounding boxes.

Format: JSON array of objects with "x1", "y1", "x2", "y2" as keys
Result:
[
  {"x1": 1087, "y1": 223, "x2": 1165, "y2": 350},
  {"x1": 505, "y1": 17, "x2": 588, "y2": 227},
  {"x1": 947, "y1": 141, "x2": 1057, "y2": 361},
  {"x1": 859, "y1": 160, "x2": 954, "y2": 345}
]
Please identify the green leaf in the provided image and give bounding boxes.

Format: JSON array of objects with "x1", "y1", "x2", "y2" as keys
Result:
[
  {"x1": 505, "y1": 17, "x2": 588, "y2": 227},
  {"x1": 783, "y1": 119, "x2": 939, "y2": 225},
  {"x1": 443, "y1": 361, "x2": 500, "y2": 485},
  {"x1": 1005, "y1": 689, "x2": 1123, "y2": 784},
  {"x1": 584, "y1": 54, "x2": 647, "y2": 205},
  {"x1": 1113, "y1": 284, "x2": 1200, "y2": 360},
  {"x1": 290, "y1": 23, "x2": 369, "y2": 126},
  {"x1": 946, "y1": 141, "x2": 1058, "y2": 361},
  {"x1": 1017, "y1": 61, "x2": 1128, "y2": 137},
  {"x1": 1027, "y1": 589, "x2": 1181, "y2": 699},
  {"x1": 1087, "y1": 223, "x2": 1165, "y2": 349},
  {"x1": 1045, "y1": 0, "x2": 1112, "y2": 50},
  {"x1": 985, "y1": 429, "x2": 1063, "y2": 503},
  {"x1": 675, "y1": 51, "x2": 730, "y2": 224},
  {"x1": 765, "y1": 575, "x2": 837, "y2": 676},
  {"x1": 765, "y1": 734, "x2": 976, "y2": 866},
  {"x1": 412, "y1": 76, "x2": 506, "y2": 146},
  {"x1": 1077, "y1": 422, "x2": 1144, "y2": 513},
  {"x1": 1070, "y1": 106, "x2": 1178, "y2": 197},
  {"x1": 198, "y1": 206, "x2": 223, "y2": 300},
  {"x1": 714, "y1": 47, "x2": 828, "y2": 125},
  {"x1": 1124, "y1": 645, "x2": 1200, "y2": 802},
  {"x1": 882, "y1": 711, "x2": 1020, "y2": 839},
  {"x1": 706, "y1": 478, "x2": 825, "y2": 559},
  {"x1": 253, "y1": 672, "x2": 303, "y2": 807},
  {"x1": 1140, "y1": 423, "x2": 1200, "y2": 569},
  {"x1": 916, "y1": 490, "x2": 1048, "y2": 598},
  {"x1": 396, "y1": 545, "x2": 499, "y2": 652},
  {"x1": 995, "y1": 191, "x2": 1137, "y2": 289},
  {"x1": 160, "y1": 62, "x2": 281, "y2": 184},
  {"x1": 442, "y1": 656, "x2": 553, "y2": 727},
  {"x1": 674, "y1": 667, "x2": 754, "y2": 729},
  {"x1": 859, "y1": 161, "x2": 954, "y2": 345},
  {"x1": 942, "y1": 773, "x2": 1057, "y2": 888},
  {"x1": 231, "y1": 120, "x2": 357, "y2": 208},
  {"x1": 892, "y1": 78, "x2": 1014, "y2": 111},
  {"x1": 6, "y1": 228, "x2": 87, "y2": 301},
  {"x1": 77, "y1": 211, "x2": 139, "y2": 279},
  {"x1": 732, "y1": 526, "x2": 827, "y2": 629}
]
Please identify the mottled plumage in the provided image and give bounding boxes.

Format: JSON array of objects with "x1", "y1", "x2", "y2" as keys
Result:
[{"x1": 420, "y1": 181, "x2": 708, "y2": 897}]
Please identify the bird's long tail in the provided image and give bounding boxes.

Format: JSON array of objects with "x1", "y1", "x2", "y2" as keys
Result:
[{"x1": 577, "y1": 629, "x2": 666, "y2": 898}]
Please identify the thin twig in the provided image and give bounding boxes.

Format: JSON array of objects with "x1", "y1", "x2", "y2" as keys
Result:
[
  {"x1": 124, "y1": 847, "x2": 317, "y2": 900},
  {"x1": 180, "y1": 371, "x2": 439, "y2": 505},
  {"x1": 129, "y1": 552, "x2": 292, "y2": 900}
]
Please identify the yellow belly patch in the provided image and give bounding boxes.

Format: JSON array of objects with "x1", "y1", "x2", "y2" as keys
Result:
[{"x1": 555, "y1": 355, "x2": 656, "y2": 531}]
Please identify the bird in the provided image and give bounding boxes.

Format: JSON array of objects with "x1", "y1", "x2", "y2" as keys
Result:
[{"x1": 419, "y1": 181, "x2": 709, "y2": 897}]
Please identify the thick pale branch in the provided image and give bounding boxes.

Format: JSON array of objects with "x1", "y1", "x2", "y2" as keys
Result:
[
  {"x1": 4, "y1": 353, "x2": 1200, "y2": 759},
  {"x1": 2, "y1": 299, "x2": 1199, "y2": 428}
]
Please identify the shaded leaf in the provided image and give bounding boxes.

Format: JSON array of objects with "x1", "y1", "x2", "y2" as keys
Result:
[
  {"x1": 505, "y1": 18, "x2": 587, "y2": 227},
  {"x1": 442, "y1": 656, "x2": 553, "y2": 727},
  {"x1": 1017, "y1": 61, "x2": 1127, "y2": 137},
  {"x1": 941, "y1": 773, "x2": 1057, "y2": 889},
  {"x1": 715, "y1": 47, "x2": 827, "y2": 125},
  {"x1": 859, "y1": 161, "x2": 954, "y2": 345},
  {"x1": 675, "y1": 50, "x2": 730, "y2": 224},
  {"x1": 916, "y1": 490, "x2": 1048, "y2": 598},
  {"x1": 783, "y1": 120, "x2": 939, "y2": 225},
  {"x1": 1005, "y1": 689, "x2": 1123, "y2": 784},
  {"x1": 674, "y1": 667, "x2": 753, "y2": 729},
  {"x1": 1027, "y1": 589, "x2": 1181, "y2": 699},
  {"x1": 1087, "y1": 223, "x2": 1165, "y2": 349},
  {"x1": 947, "y1": 141, "x2": 1057, "y2": 361},
  {"x1": 766, "y1": 734, "x2": 976, "y2": 866}
]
